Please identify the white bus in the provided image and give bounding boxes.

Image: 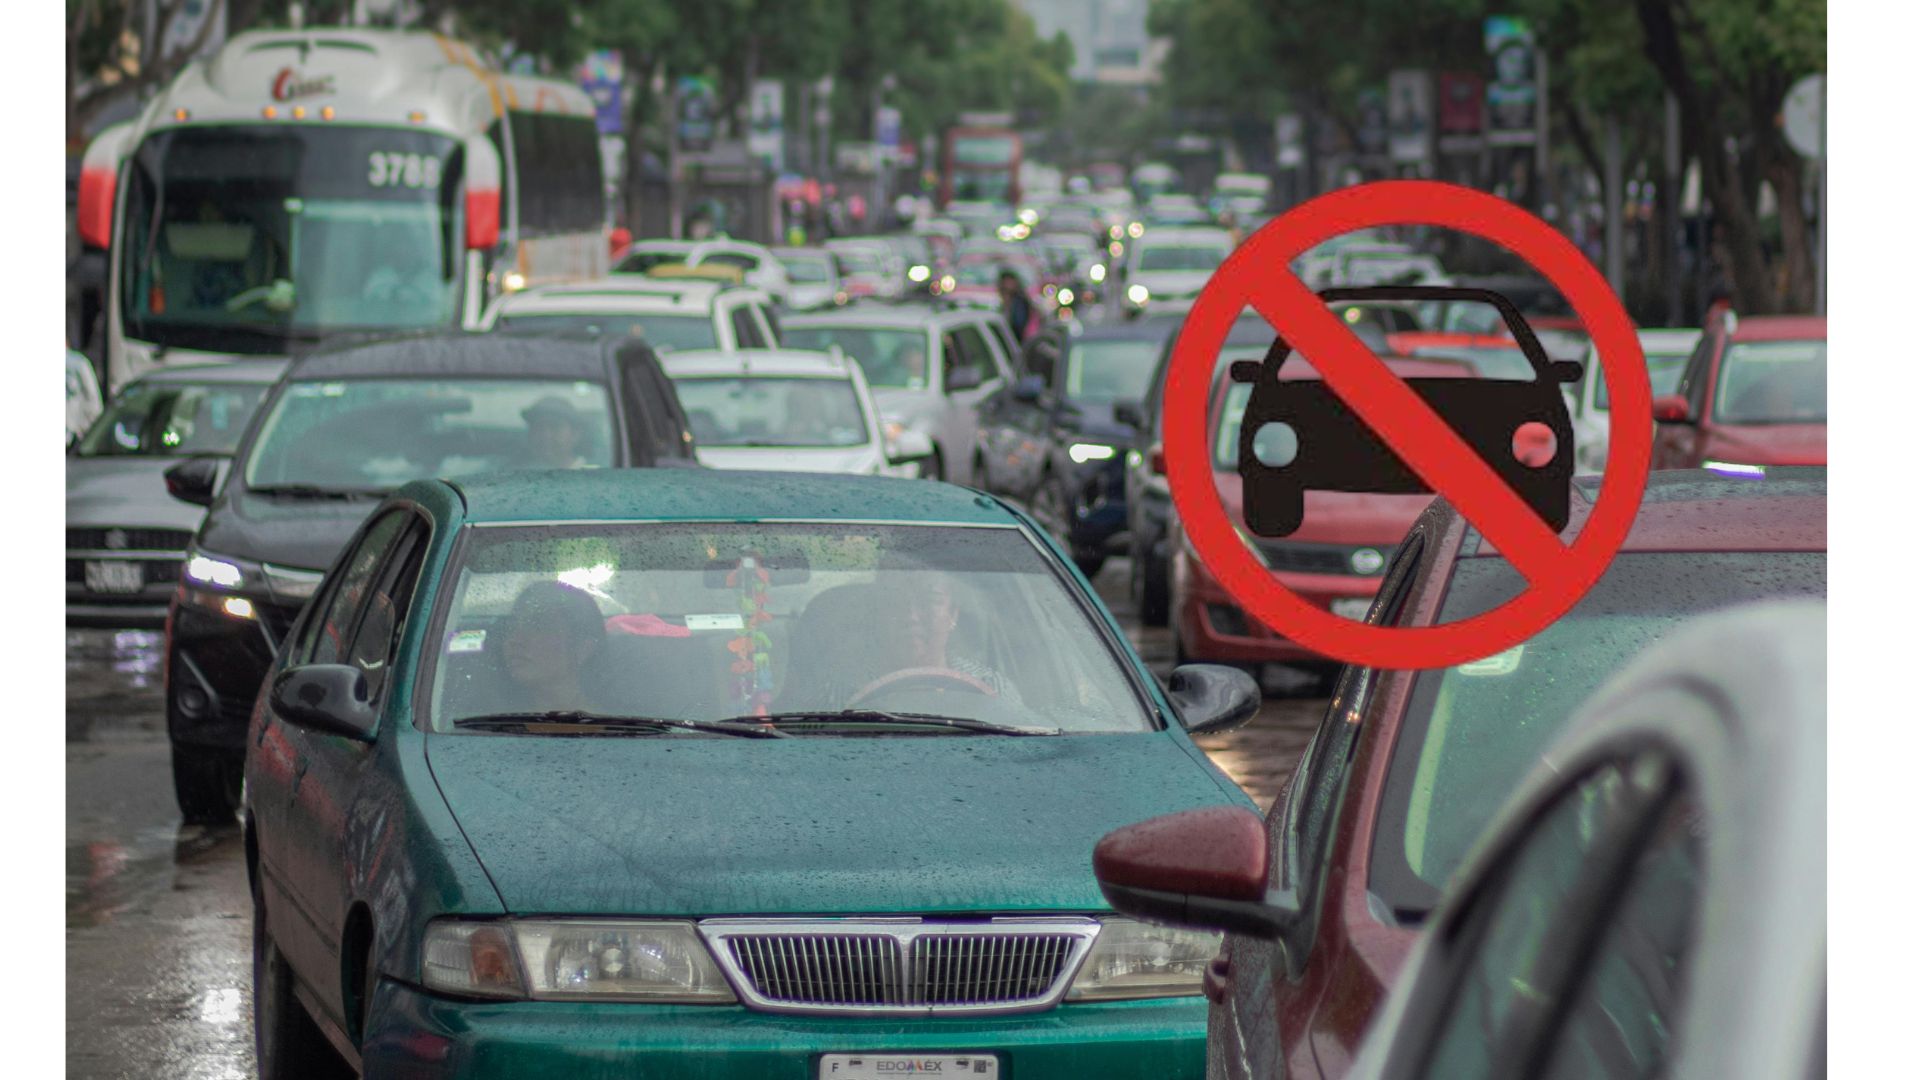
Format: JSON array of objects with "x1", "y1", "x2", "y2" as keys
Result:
[{"x1": 77, "y1": 28, "x2": 608, "y2": 389}]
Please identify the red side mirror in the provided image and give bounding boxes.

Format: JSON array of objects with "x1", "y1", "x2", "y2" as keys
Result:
[
  {"x1": 608, "y1": 227, "x2": 632, "y2": 262},
  {"x1": 463, "y1": 134, "x2": 502, "y2": 251},
  {"x1": 1148, "y1": 442, "x2": 1167, "y2": 476},
  {"x1": 1651, "y1": 394, "x2": 1693, "y2": 424},
  {"x1": 1094, "y1": 806, "x2": 1269, "y2": 902}
]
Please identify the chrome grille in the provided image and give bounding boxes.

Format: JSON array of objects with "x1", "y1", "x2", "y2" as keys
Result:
[
  {"x1": 66, "y1": 527, "x2": 194, "y2": 553},
  {"x1": 701, "y1": 918, "x2": 1099, "y2": 1015}
]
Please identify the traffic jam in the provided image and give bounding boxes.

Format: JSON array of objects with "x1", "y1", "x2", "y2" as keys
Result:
[{"x1": 62, "y1": 4, "x2": 1836, "y2": 1079}]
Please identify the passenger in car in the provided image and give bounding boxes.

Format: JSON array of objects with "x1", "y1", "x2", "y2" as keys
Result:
[{"x1": 494, "y1": 580, "x2": 608, "y2": 712}]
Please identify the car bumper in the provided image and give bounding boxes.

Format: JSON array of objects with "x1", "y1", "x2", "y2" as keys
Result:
[
  {"x1": 363, "y1": 982, "x2": 1206, "y2": 1079},
  {"x1": 165, "y1": 589, "x2": 302, "y2": 751},
  {"x1": 1174, "y1": 551, "x2": 1381, "y2": 664}
]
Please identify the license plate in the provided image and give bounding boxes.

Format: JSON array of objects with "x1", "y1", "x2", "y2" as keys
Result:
[
  {"x1": 1330, "y1": 597, "x2": 1372, "y2": 621},
  {"x1": 817, "y1": 1054, "x2": 999, "y2": 1079},
  {"x1": 84, "y1": 560, "x2": 145, "y2": 594}
]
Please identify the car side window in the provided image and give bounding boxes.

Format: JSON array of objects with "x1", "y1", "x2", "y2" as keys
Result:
[
  {"x1": 1536, "y1": 794, "x2": 1701, "y2": 1080},
  {"x1": 1275, "y1": 534, "x2": 1425, "y2": 899},
  {"x1": 759, "y1": 303, "x2": 783, "y2": 346},
  {"x1": 1674, "y1": 332, "x2": 1716, "y2": 413},
  {"x1": 730, "y1": 305, "x2": 767, "y2": 349},
  {"x1": 340, "y1": 519, "x2": 429, "y2": 703},
  {"x1": 298, "y1": 511, "x2": 410, "y2": 668},
  {"x1": 949, "y1": 326, "x2": 993, "y2": 387},
  {"x1": 1411, "y1": 756, "x2": 1679, "y2": 1080},
  {"x1": 985, "y1": 319, "x2": 1021, "y2": 376}
]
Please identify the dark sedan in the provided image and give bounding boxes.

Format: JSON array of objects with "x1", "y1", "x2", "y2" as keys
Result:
[
  {"x1": 161, "y1": 331, "x2": 697, "y2": 824},
  {"x1": 973, "y1": 320, "x2": 1175, "y2": 575},
  {"x1": 1094, "y1": 467, "x2": 1826, "y2": 1080}
]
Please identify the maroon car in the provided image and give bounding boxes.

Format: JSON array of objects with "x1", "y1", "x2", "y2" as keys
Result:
[
  {"x1": 1652, "y1": 313, "x2": 1826, "y2": 469},
  {"x1": 1167, "y1": 357, "x2": 1471, "y2": 680},
  {"x1": 1094, "y1": 467, "x2": 1827, "y2": 1080}
]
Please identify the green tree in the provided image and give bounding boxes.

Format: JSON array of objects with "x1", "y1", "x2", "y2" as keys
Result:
[{"x1": 67, "y1": 0, "x2": 230, "y2": 151}]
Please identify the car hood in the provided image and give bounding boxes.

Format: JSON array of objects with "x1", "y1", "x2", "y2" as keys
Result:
[
  {"x1": 196, "y1": 487, "x2": 383, "y2": 573},
  {"x1": 1704, "y1": 422, "x2": 1827, "y2": 466},
  {"x1": 66, "y1": 457, "x2": 207, "y2": 533},
  {"x1": 426, "y1": 732, "x2": 1242, "y2": 915},
  {"x1": 788, "y1": 283, "x2": 838, "y2": 308},
  {"x1": 694, "y1": 445, "x2": 883, "y2": 475},
  {"x1": 1216, "y1": 472, "x2": 1433, "y2": 544},
  {"x1": 872, "y1": 388, "x2": 940, "y2": 426}
]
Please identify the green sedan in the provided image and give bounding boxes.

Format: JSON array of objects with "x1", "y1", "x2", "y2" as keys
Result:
[{"x1": 244, "y1": 468, "x2": 1261, "y2": 1079}]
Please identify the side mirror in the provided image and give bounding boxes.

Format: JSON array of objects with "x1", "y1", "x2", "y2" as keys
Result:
[
  {"x1": 1093, "y1": 806, "x2": 1297, "y2": 937},
  {"x1": 1651, "y1": 394, "x2": 1694, "y2": 424},
  {"x1": 163, "y1": 455, "x2": 223, "y2": 508},
  {"x1": 887, "y1": 428, "x2": 935, "y2": 466},
  {"x1": 945, "y1": 365, "x2": 985, "y2": 394},
  {"x1": 270, "y1": 665, "x2": 377, "y2": 742},
  {"x1": 1548, "y1": 360, "x2": 1583, "y2": 384},
  {"x1": 1012, "y1": 374, "x2": 1046, "y2": 403},
  {"x1": 1112, "y1": 400, "x2": 1145, "y2": 429},
  {"x1": 1167, "y1": 664, "x2": 1261, "y2": 735}
]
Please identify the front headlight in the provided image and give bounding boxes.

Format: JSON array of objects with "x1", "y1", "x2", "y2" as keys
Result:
[
  {"x1": 1066, "y1": 918, "x2": 1219, "y2": 1001},
  {"x1": 422, "y1": 919, "x2": 737, "y2": 1003},
  {"x1": 1126, "y1": 284, "x2": 1150, "y2": 306},
  {"x1": 1088, "y1": 263, "x2": 1107, "y2": 283},
  {"x1": 1068, "y1": 441, "x2": 1115, "y2": 464},
  {"x1": 185, "y1": 552, "x2": 246, "y2": 589},
  {"x1": 907, "y1": 264, "x2": 931, "y2": 283}
]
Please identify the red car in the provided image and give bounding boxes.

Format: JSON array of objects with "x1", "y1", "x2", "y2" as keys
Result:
[
  {"x1": 1653, "y1": 313, "x2": 1826, "y2": 469},
  {"x1": 1166, "y1": 356, "x2": 1470, "y2": 680},
  {"x1": 1094, "y1": 467, "x2": 1827, "y2": 1079}
]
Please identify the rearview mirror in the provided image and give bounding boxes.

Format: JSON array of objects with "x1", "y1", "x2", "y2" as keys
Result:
[
  {"x1": 704, "y1": 551, "x2": 811, "y2": 588},
  {"x1": 270, "y1": 665, "x2": 377, "y2": 742},
  {"x1": 163, "y1": 455, "x2": 223, "y2": 508},
  {"x1": 887, "y1": 428, "x2": 935, "y2": 467},
  {"x1": 1167, "y1": 664, "x2": 1260, "y2": 735},
  {"x1": 1093, "y1": 806, "x2": 1297, "y2": 937},
  {"x1": 1651, "y1": 394, "x2": 1694, "y2": 424}
]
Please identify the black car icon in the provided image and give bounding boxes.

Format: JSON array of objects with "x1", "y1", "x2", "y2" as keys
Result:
[{"x1": 1233, "y1": 285, "x2": 1582, "y2": 537}]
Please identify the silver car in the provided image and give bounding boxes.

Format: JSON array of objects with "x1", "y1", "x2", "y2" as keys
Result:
[
  {"x1": 781, "y1": 304, "x2": 1019, "y2": 484},
  {"x1": 67, "y1": 359, "x2": 285, "y2": 627}
]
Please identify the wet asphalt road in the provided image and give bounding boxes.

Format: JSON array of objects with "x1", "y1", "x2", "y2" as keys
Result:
[{"x1": 63, "y1": 561, "x2": 1326, "y2": 1079}]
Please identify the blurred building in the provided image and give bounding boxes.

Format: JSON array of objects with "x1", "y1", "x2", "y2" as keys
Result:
[{"x1": 1014, "y1": 0, "x2": 1166, "y2": 86}]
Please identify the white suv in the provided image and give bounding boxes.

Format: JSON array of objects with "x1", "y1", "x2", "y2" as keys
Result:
[
  {"x1": 613, "y1": 239, "x2": 792, "y2": 307},
  {"x1": 482, "y1": 279, "x2": 781, "y2": 353}
]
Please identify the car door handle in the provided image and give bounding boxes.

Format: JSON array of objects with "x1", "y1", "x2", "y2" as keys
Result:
[{"x1": 1203, "y1": 948, "x2": 1232, "y2": 1004}]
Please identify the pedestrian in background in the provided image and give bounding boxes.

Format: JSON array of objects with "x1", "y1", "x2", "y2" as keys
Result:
[{"x1": 998, "y1": 269, "x2": 1033, "y2": 344}]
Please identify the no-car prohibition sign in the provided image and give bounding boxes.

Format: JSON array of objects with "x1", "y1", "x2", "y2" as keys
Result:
[{"x1": 1163, "y1": 181, "x2": 1651, "y2": 669}]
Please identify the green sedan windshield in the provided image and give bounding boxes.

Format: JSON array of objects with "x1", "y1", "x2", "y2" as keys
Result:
[
  {"x1": 426, "y1": 522, "x2": 1153, "y2": 734},
  {"x1": 1369, "y1": 549, "x2": 1826, "y2": 918}
]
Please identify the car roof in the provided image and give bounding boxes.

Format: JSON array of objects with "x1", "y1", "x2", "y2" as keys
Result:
[
  {"x1": 526, "y1": 277, "x2": 726, "y2": 300},
  {"x1": 443, "y1": 469, "x2": 1018, "y2": 526},
  {"x1": 659, "y1": 348, "x2": 853, "y2": 379},
  {"x1": 1731, "y1": 315, "x2": 1825, "y2": 342},
  {"x1": 132, "y1": 358, "x2": 289, "y2": 385},
  {"x1": 288, "y1": 331, "x2": 610, "y2": 381},
  {"x1": 784, "y1": 307, "x2": 956, "y2": 330},
  {"x1": 1460, "y1": 467, "x2": 1826, "y2": 557}
]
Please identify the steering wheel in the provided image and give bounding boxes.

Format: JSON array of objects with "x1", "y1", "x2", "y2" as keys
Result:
[{"x1": 847, "y1": 666, "x2": 998, "y2": 706}]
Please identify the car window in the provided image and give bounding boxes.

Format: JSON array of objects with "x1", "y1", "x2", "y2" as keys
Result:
[
  {"x1": 425, "y1": 522, "x2": 1157, "y2": 733},
  {"x1": 1675, "y1": 332, "x2": 1716, "y2": 413},
  {"x1": 1538, "y1": 793, "x2": 1702, "y2": 1080},
  {"x1": 984, "y1": 319, "x2": 1020, "y2": 374},
  {"x1": 1594, "y1": 347, "x2": 1694, "y2": 411},
  {"x1": 1064, "y1": 339, "x2": 1162, "y2": 404},
  {"x1": 759, "y1": 304, "x2": 783, "y2": 346},
  {"x1": 1416, "y1": 757, "x2": 1668, "y2": 1080},
  {"x1": 1711, "y1": 340, "x2": 1826, "y2": 424},
  {"x1": 949, "y1": 326, "x2": 994, "y2": 388},
  {"x1": 674, "y1": 376, "x2": 868, "y2": 448},
  {"x1": 75, "y1": 380, "x2": 271, "y2": 457},
  {"x1": 299, "y1": 511, "x2": 410, "y2": 668},
  {"x1": 729, "y1": 305, "x2": 767, "y2": 349},
  {"x1": 342, "y1": 518, "x2": 429, "y2": 702},
  {"x1": 782, "y1": 325, "x2": 930, "y2": 390},
  {"x1": 1371, "y1": 551, "x2": 1825, "y2": 919}
]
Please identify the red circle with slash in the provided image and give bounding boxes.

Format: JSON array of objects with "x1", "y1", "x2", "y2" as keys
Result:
[{"x1": 1163, "y1": 180, "x2": 1651, "y2": 669}]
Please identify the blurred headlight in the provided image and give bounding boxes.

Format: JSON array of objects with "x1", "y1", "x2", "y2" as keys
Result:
[
  {"x1": 1068, "y1": 441, "x2": 1114, "y2": 463},
  {"x1": 1126, "y1": 221, "x2": 1145, "y2": 239},
  {"x1": 1088, "y1": 263, "x2": 1107, "y2": 283},
  {"x1": 423, "y1": 920, "x2": 736, "y2": 1003},
  {"x1": 1017, "y1": 207, "x2": 1040, "y2": 226},
  {"x1": 1127, "y1": 284, "x2": 1150, "y2": 305},
  {"x1": 907, "y1": 264, "x2": 930, "y2": 283},
  {"x1": 1066, "y1": 918, "x2": 1218, "y2": 1001},
  {"x1": 185, "y1": 553, "x2": 245, "y2": 589},
  {"x1": 1703, "y1": 459, "x2": 1766, "y2": 477},
  {"x1": 1056, "y1": 288, "x2": 1075, "y2": 306},
  {"x1": 1108, "y1": 240, "x2": 1125, "y2": 258}
]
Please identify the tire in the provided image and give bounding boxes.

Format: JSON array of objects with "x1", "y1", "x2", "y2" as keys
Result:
[
  {"x1": 172, "y1": 743, "x2": 242, "y2": 826},
  {"x1": 254, "y1": 880, "x2": 352, "y2": 1080},
  {"x1": 1130, "y1": 537, "x2": 1170, "y2": 627}
]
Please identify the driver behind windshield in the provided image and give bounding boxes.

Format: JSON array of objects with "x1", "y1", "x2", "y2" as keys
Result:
[
  {"x1": 801, "y1": 573, "x2": 1019, "y2": 709},
  {"x1": 492, "y1": 580, "x2": 609, "y2": 713}
]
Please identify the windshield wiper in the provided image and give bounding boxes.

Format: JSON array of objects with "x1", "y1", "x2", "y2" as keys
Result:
[
  {"x1": 248, "y1": 483, "x2": 386, "y2": 499},
  {"x1": 726, "y1": 710, "x2": 1060, "y2": 736},
  {"x1": 453, "y1": 711, "x2": 789, "y2": 738}
]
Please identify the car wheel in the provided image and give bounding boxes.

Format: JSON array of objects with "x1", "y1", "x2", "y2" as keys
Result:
[
  {"x1": 1130, "y1": 539, "x2": 1170, "y2": 627},
  {"x1": 173, "y1": 743, "x2": 242, "y2": 826},
  {"x1": 253, "y1": 880, "x2": 351, "y2": 1080}
]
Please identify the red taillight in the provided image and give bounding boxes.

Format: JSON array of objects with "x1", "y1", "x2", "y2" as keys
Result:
[
  {"x1": 465, "y1": 188, "x2": 501, "y2": 250},
  {"x1": 78, "y1": 166, "x2": 116, "y2": 249},
  {"x1": 1149, "y1": 443, "x2": 1167, "y2": 475}
]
